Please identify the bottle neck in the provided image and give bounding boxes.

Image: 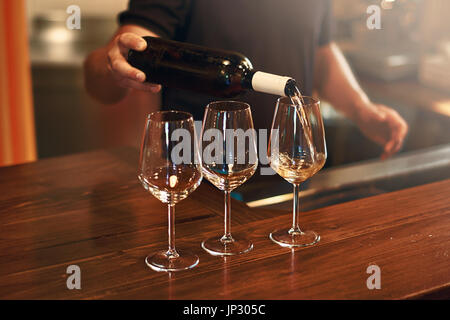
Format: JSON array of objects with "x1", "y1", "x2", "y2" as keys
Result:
[{"x1": 246, "y1": 71, "x2": 294, "y2": 97}]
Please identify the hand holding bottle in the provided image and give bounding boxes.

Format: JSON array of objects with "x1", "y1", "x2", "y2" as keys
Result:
[
  {"x1": 107, "y1": 32, "x2": 161, "y2": 93},
  {"x1": 128, "y1": 36, "x2": 294, "y2": 98}
]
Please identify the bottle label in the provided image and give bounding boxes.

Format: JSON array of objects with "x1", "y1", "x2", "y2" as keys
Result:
[{"x1": 251, "y1": 71, "x2": 292, "y2": 96}]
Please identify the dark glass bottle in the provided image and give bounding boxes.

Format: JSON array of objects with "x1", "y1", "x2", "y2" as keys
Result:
[{"x1": 128, "y1": 36, "x2": 297, "y2": 98}]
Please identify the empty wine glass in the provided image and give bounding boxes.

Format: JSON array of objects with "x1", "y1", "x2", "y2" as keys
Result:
[
  {"x1": 138, "y1": 111, "x2": 202, "y2": 271},
  {"x1": 268, "y1": 96, "x2": 326, "y2": 247},
  {"x1": 200, "y1": 101, "x2": 258, "y2": 256}
]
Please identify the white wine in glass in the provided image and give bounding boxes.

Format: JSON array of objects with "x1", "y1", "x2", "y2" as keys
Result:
[
  {"x1": 268, "y1": 96, "x2": 326, "y2": 247},
  {"x1": 138, "y1": 111, "x2": 202, "y2": 271},
  {"x1": 140, "y1": 165, "x2": 202, "y2": 204}
]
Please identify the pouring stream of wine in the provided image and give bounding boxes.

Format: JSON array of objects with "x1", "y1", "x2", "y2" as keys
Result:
[{"x1": 288, "y1": 86, "x2": 316, "y2": 160}]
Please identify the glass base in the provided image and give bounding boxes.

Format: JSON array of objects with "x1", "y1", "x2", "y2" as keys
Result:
[
  {"x1": 145, "y1": 250, "x2": 199, "y2": 272},
  {"x1": 269, "y1": 229, "x2": 320, "y2": 248},
  {"x1": 202, "y1": 234, "x2": 253, "y2": 256}
]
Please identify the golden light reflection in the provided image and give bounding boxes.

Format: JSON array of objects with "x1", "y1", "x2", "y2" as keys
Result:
[
  {"x1": 169, "y1": 175, "x2": 178, "y2": 188},
  {"x1": 41, "y1": 27, "x2": 74, "y2": 43},
  {"x1": 246, "y1": 189, "x2": 317, "y2": 208},
  {"x1": 433, "y1": 100, "x2": 450, "y2": 117}
]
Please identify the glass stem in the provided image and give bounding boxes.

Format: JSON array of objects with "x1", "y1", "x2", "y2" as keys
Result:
[
  {"x1": 290, "y1": 184, "x2": 303, "y2": 235},
  {"x1": 221, "y1": 190, "x2": 233, "y2": 243},
  {"x1": 166, "y1": 204, "x2": 179, "y2": 259}
]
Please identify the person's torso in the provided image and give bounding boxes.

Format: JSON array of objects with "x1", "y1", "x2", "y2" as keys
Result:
[{"x1": 164, "y1": 0, "x2": 328, "y2": 130}]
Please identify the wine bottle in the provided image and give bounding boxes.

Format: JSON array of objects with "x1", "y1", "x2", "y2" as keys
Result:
[{"x1": 128, "y1": 36, "x2": 297, "y2": 98}]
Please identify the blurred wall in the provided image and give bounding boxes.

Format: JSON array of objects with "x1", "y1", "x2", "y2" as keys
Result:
[
  {"x1": 419, "y1": 0, "x2": 450, "y2": 47},
  {"x1": 27, "y1": 0, "x2": 161, "y2": 159},
  {"x1": 27, "y1": 0, "x2": 128, "y2": 17}
]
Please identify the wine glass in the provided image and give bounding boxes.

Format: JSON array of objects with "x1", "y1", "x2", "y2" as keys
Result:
[
  {"x1": 138, "y1": 111, "x2": 203, "y2": 271},
  {"x1": 268, "y1": 96, "x2": 327, "y2": 247},
  {"x1": 200, "y1": 101, "x2": 258, "y2": 256}
]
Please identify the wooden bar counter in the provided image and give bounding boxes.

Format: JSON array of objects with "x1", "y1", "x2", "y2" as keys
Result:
[{"x1": 0, "y1": 147, "x2": 449, "y2": 299}]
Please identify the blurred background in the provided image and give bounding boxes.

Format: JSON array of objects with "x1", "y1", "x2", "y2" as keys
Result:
[
  {"x1": 25, "y1": 0, "x2": 157, "y2": 160},
  {"x1": 1, "y1": 0, "x2": 450, "y2": 209}
]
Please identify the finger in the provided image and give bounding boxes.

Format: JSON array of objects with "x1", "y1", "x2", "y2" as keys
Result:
[
  {"x1": 385, "y1": 133, "x2": 405, "y2": 158},
  {"x1": 117, "y1": 79, "x2": 160, "y2": 92},
  {"x1": 381, "y1": 149, "x2": 394, "y2": 160},
  {"x1": 108, "y1": 44, "x2": 148, "y2": 82},
  {"x1": 381, "y1": 126, "x2": 406, "y2": 159},
  {"x1": 109, "y1": 56, "x2": 146, "y2": 82},
  {"x1": 389, "y1": 119, "x2": 408, "y2": 155},
  {"x1": 381, "y1": 139, "x2": 395, "y2": 160},
  {"x1": 384, "y1": 133, "x2": 402, "y2": 157},
  {"x1": 117, "y1": 33, "x2": 147, "y2": 56},
  {"x1": 389, "y1": 112, "x2": 408, "y2": 136},
  {"x1": 380, "y1": 106, "x2": 409, "y2": 158},
  {"x1": 398, "y1": 121, "x2": 408, "y2": 140},
  {"x1": 117, "y1": 78, "x2": 161, "y2": 92},
  {"x1": 391, "y1": 137, "x2": 405, "y2": 155}
]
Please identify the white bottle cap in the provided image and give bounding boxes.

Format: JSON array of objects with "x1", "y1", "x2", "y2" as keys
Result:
[{"x1": 251, "y1": 71, "x2": 292, "y2": 96}]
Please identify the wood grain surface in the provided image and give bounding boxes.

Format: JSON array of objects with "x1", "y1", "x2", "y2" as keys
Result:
[{"x1": 0, "y1": 147, "x2": 449, "y2": 299}]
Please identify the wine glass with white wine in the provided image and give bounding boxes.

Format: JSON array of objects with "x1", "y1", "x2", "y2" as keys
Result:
[
  {"x1": 268, "y1": 96, "x2": 326, "y2": 247},
  {"x1": 138, "y1": 111, "x2": 202, "y2": 271},
  {"x1": 200, "y1": 101, "x2": 258, "y2": 256}
]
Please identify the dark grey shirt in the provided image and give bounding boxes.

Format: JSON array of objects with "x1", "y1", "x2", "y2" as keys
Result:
[{"x1": 119, "y1": 0, "x2": 333, "y2": 130}]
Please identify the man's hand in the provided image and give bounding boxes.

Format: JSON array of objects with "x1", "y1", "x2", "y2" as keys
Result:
[
  {"x1": 107, "y1": 32, "x2": 161, "y2": 93},
  {"x1": 355, "y1": 103, "x2": 408, "y2": 159},
  {"x1": 84, "y1": 25, "x2": 161, "y2": 104},
  {"x1": 314, "y1": 43, "x2": 408, "y2": 159}
]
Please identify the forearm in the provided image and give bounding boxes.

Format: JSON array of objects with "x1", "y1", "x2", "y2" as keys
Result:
[
  {"x1": 83, "y1": 24, "x2": 158, "y2": 104},
  {"x1": 314, "y1": 43, "x2": 376, "y2": 122},
  {"x1": 314, "y1": 42, "x2": 408, "y2": 158}
]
